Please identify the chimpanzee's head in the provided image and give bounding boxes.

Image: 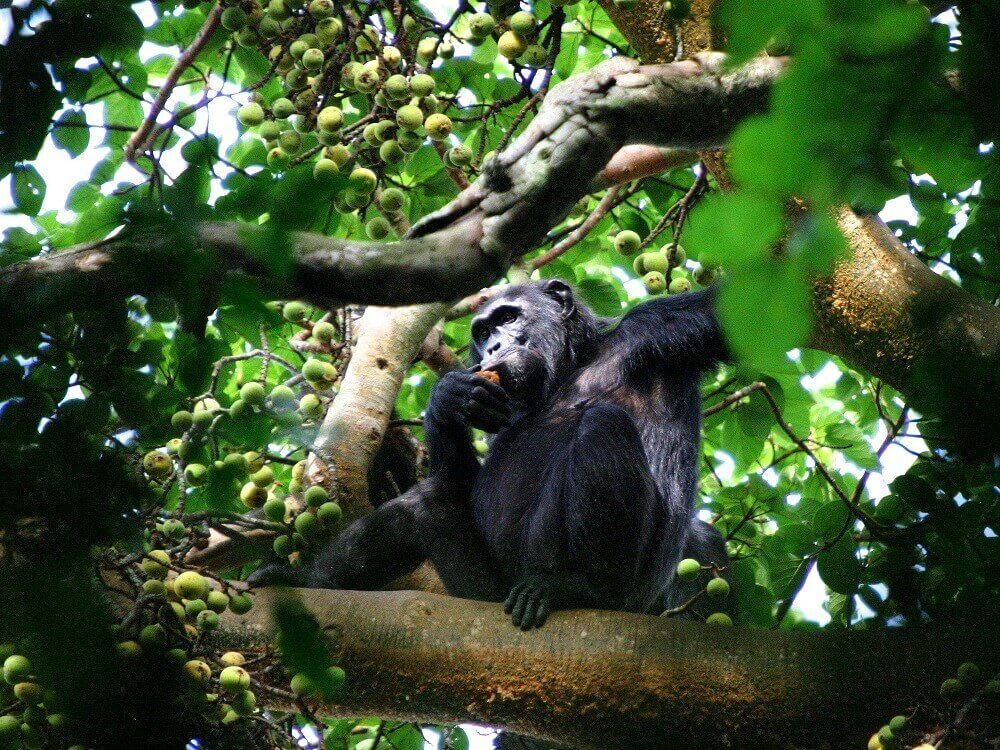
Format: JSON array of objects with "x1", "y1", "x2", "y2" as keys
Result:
[{"x1": 469, "y1": 280, "x2": 601, "y2": 405}]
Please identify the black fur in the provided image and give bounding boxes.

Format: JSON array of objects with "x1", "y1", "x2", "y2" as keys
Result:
[{"x1": 250, "y1": 280, "x2": 732, "y2": 628}]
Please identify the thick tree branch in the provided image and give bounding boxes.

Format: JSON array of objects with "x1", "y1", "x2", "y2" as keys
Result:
[
  {"x1": 0, "y1": 53, "x2": 781, "y2": 324},
  {"x1": 219, "y1": 588, "x2": 999, "y2": 750}
]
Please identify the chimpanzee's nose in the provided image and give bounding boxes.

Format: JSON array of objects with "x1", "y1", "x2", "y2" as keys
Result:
[{"x1": 486, "y1": 340, "x2": 502, "y2": 357}]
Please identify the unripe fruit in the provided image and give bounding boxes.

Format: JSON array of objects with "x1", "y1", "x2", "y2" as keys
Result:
[
  {"x1": 263, "y1": 498, "x2": 287, "y2": 522},
  {"x1": 367, "y1": 216, "x2": 392, "y2": 240},
  {"x1": 282, "y1": 300, "x2": 307, "y2": 323},
  {"x1": 379, "y1": 188, "x2": 406, "y2": 212},
  {"x1": 940, "y1": 677, "x2": 964, "y2": 701},
  {"x1": 705, "y1": 612, "x2": 733, "y2": 626},
  {"x1": 302, "y1": 48, "x2": 324, "y2": 70},
  {"x1": 185, "y1": 659, "x2": 211, "y2": 684},
  {"x1": 888, "y1": 715, "x2": 908, "y2": 734},
  {"x1": 166, "y1": 438, "x2": 183, "y2": 454},
  {"x1": 221, "y1": 6, "x2": 247, "y2": 30},
  {"x1": 141, "y1": 549, "x2": 171, "y2": 580},
  {"x1": 229, "y1": 594, "x2": 253, "y2": 614},
  {"x1": 669, "y1": 277, "x2": 691, "y2": 294},
  {"x1": 304, "y1": 485, "x2": 328, "y2": 507},
  {"x1": 240, "y1": 382, "x2": 266, "y2": 406},
  {"x1": 197, "y1": 609, "x2": 219, "y2": 631},
  {"x1": 267, "y1": 147, "x2": 290, "y2": 170},
  {"x1": 676, "y1": 557, "x2": 701, "y2": 581},
  {"x1": 416, "y1": 37, "x2": 439, "y2": 61},
  {"x1": 302, "y1": 358, "x2": 328, "y2": 382},
  {"x1": 498, "y1": 30, "x2": 528, "y2": 59},
  {"x1": 273, "y1": 534, "x2": 295, "y2": 557},
  {"x1": 207, "y1": 590, "x2": 229, "y2": 613},
  {"x1": 184, "y1": 463, "x2": 208, "y2": 486},
  {"x1": 290, "y1": 672, "x2": 315, "y2": 696},
  {"x1": 410, "y1": 73, "x2": 435, "y2": 98},
  {"x1": 295, "y1": 511, "x2": 318, "y2": 536},
  {"x1": 144, "y1": 451, "x2": 172, "y2": 478},
  {"x1": 172, "y1": 410, "x2": 194, "y2": 431},
  {"x1": 142, "y1": 579, "x2": 166, "y2": 595},
  {"x1": 643, "y1": 271, "x2": 667, "y2": 294},
  {"x1": 272, "y1": 97, "x2": 295, "y2": 119},
  {"x1": 661, "y1": 242, "x2": 686, "y2": 265},
  {"x1": 0, "y1": 716, "x2": 19, "y2": 740},
  {"x1": 220, "y1": 666, "x2": 251, "y2": 693},
  {"x1": 384, "y1": 74, "x2": 409, "y2": 100},
  {"x1": 957, "y1": 662, "x2": 980, "y2": 682},
  {"x1": 116, "y1": 640, "x2": 142, "y2": 659},
  {"x1": 313, "y1": 320, "x2": 336, "y2": 342},
  {"x1": 637, "y1": 252, "x2": 668, "y2": 275},
  {"x1": 251, "y1": 465, "x2": 274, "y2": 487},
  {"x1": 379, "y1": 139, "x2": 405, "y2": 164},
  {"x1": 469, "y1": 12, "x2": 496, "y2": 38},
  {"x1": 3, "y1": 655, "x2": 31, "y2": 685},
  {"x1": 140, "y1": 623, "x2": 167, "y2": 649},
  {"x1": 175, "y1": 571, "x2": 210, "y2": 601},
  {"x1": 221, "y1": 651, "x2": 246, "y2": 667},
  {"x1": 315, "y1": 16, "x2": 342, "y2": 43},
  {"x1": 185, "y1": 598, "x2": 207, "y2": 618},
  {"x1": 318, "y1": 502, "x2": 343, "y2": 526},
  {"x1": 693, "y1": 266, "x2": 716, "y2": 286},
  {"x1": 510, "y1": 11, "x2": 536, "y2": 35},
  {"x1": 438, "y1": 41, "x2": 455, "y2": 58},
  {"x1": 299, "y1": 393, "x2": 324, "y2": 418},
  {"x1": 259, "y1": 120, "x2": 280, "y2": 141},
  {"x1": 396, "y1": 104, "x2": 424, "y2": 132},
  {"x1": 308, "y1": 0, "x2": 332, "y2": 17},
  {"x1": 614, "y1": 230, "x2": 642, "y2": 256},
  {"x1": 397, "y1": 129, "x2": 424, "y2": 153},
  {"x1": 524, "y1": 44, "x2": 547, "y2": 67},
  {"x1": 232, "y1": 689, "x2": 257, "y2": 715},
  {"x1": 163, "y1": 519, "x2": 186, "y2": 539},
  {"x1": 706, "y1": 577, "x2": 730, "y2": 599},
  {"x1": 237, "y1": 102, "x2": 265, "y2": 127},
  {"x1": 424, "y1": 113, "x2": 452, "y2": 141},
  {"x1": 14, "y1": 682, "x2": 45, "y2": 704},
  {"x1": 349, "y1": 167, "x2": 378, "y2": 194},
  {"x1": 354, "y1": 68, "x2": 379, "y2": 92},
  {"x1": 448, "y1": 144, "x2": 473, "y2": 167},
  {"x1": 278, "y1": 130, "x2": 301, "y2": 155},
  {"x1": 316, "y1": 106, "x2": 343, "y2": 133}
]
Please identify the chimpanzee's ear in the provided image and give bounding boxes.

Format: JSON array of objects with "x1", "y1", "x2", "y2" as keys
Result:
[{"x1": 542, "y1": 279, "x2": 575, "y2": 316}]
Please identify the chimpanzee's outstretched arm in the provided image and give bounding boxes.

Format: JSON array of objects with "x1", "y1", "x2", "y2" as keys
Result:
[{"x1": 615, "y1": 287, "x2": 731, "y2": 373}]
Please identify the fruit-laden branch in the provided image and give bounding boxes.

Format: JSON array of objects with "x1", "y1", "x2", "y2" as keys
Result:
[
  {"x1": 0, "y1": 52, "x2": 781, "y2": 325},
  {"x1": 219, "y1": 588, "x2": 999, "y2": 750}
]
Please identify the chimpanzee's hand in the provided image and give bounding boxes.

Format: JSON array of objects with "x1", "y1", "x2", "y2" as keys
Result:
[{"x1": 427, "y1": 371, "x2": 511, "y2": 433}]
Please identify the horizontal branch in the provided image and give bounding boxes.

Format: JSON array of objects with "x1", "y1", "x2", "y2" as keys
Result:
[
  {"x1": 0, "y1": 53, "x2": 781, "y2": 325},
  {"x1": 220, "y1": 588, "x2": 1000, "y2": 749}
]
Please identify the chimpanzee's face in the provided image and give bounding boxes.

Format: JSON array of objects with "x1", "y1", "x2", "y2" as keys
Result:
[{"x1": 469, "y1": 280, "x2": 576, "y2": 402}]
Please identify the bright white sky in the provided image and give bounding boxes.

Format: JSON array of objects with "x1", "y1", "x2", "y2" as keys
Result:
[{"x1": 0, "y1": 5, "x2": 965, "y2": 749}]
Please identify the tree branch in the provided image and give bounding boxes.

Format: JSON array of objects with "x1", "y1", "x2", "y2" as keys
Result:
[
  {"x1": 0, "y1": 53, "x2": 781, "y2": 322},
  {"x1": 218, "y1": 588, "x2": 1000, "y2": 750}
]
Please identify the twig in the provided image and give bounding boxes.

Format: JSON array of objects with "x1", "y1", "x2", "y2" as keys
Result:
[{"x1": 126, "y1": 3, "x2": 224, "y2": 162}]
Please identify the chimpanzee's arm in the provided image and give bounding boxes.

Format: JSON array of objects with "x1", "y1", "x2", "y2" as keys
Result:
[
  {"x1": 424, "y1": 370, "x2": 510, "y2": 490},
  {"x1": 615, "y1": 287, "x2": 730, "y2": 373}
]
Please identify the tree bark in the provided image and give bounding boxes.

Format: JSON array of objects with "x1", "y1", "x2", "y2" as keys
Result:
[{"x1": 218, "y1": 588, "x2": 999, "y2": 750}]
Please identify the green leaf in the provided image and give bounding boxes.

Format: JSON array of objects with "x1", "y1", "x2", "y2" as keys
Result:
[
  {"x1": 717, "y1": 258, "x2": 812, "y2": 367},
  {"x1": 715, "y1": 0, "x2": 823, "y2": 63},
  {"x1": 681, "y1": 192, "x2": 784, "y2": 268},
  {"x1": 823, "y1": 423, "x2": 878, "y2": 471},
  {"x1": 575, "y1": 276, "x2": 622, "y2": 316},
  {"x1": 11, "y1": 164, "x2": 46, "y2": 216},
  {"x1": 52, "y1": 110, "x2": 90, "y2": 158},
  {"x1": 816, "y1": 537, "x2": 862, "y2": 595}
]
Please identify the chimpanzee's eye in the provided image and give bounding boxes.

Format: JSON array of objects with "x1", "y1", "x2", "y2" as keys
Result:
[
  {"x1": 498, "y1": 308, "x2": 518, "y2": 325},
  {"x1": 471, "y1": 322, "x2": 487, "y2": 344}
]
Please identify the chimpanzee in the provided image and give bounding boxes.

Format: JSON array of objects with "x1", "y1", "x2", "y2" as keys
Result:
[{"x1": 250, "y1": 280, "x2": 731, "y2": 628}]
